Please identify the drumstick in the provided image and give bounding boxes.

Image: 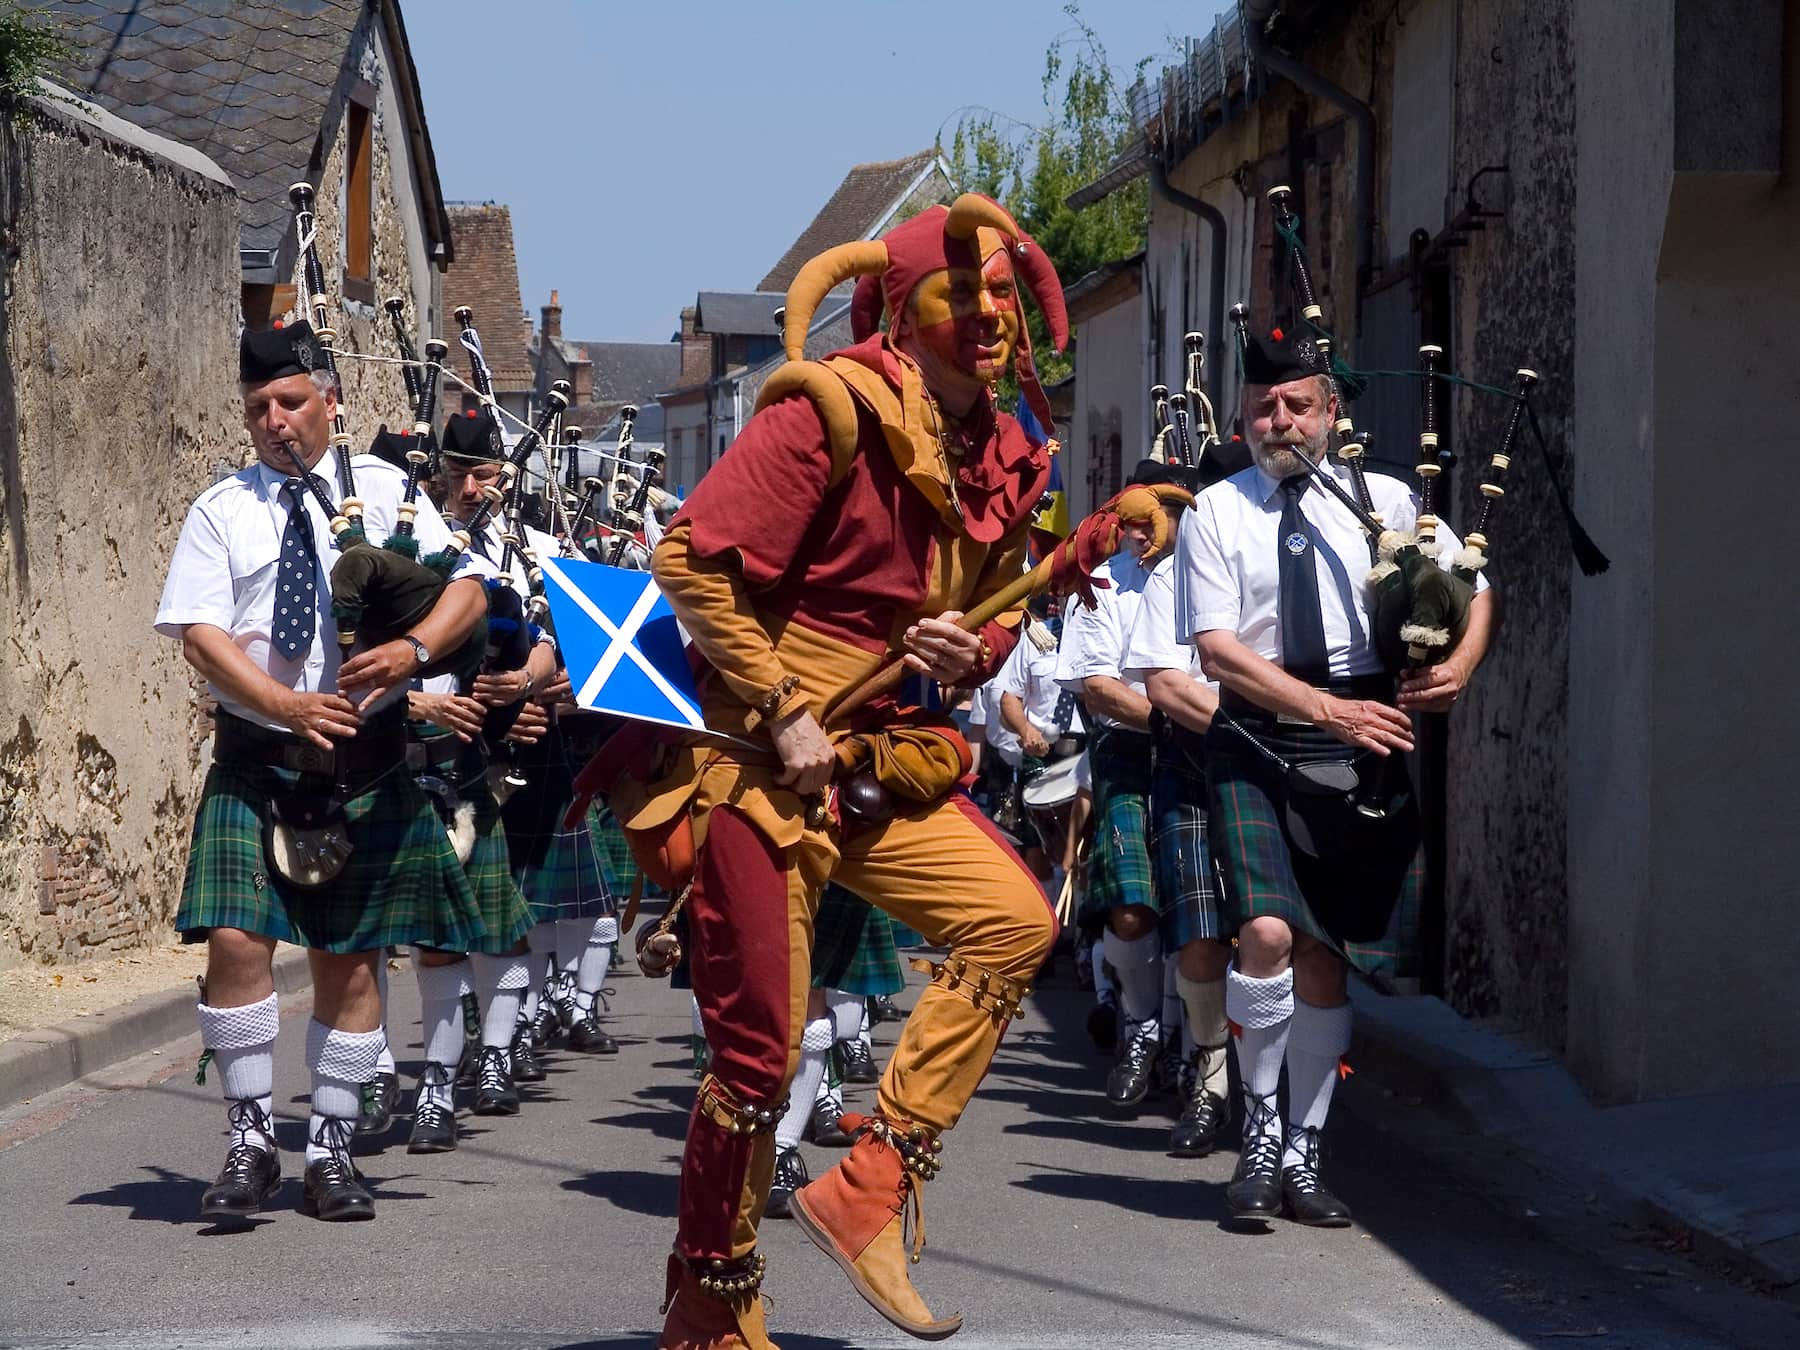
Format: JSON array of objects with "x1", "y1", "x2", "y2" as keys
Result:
[{"x1": 1054, "y1": 869, "x2": 1076, "y2": 926}]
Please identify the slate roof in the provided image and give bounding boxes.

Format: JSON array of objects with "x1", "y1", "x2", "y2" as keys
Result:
[
  {"x1": 45, "y1": 0, "x2": 449, "y2": 277},
  {"x1": 757, "y1": 149, "x2": 943, "y2": 293},
  {"x1": 443, "y1": 204, "x2": 534, "y2": 391},
  {"x1": 694, "y1": 291, "x2": 787, "y2": 339},
  {"x1": 575, "y1": 341, "x2": 683, "y2": 406}
]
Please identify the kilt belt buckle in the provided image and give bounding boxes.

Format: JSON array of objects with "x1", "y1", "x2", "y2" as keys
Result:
[{"x1": 281, "y1": 743, "x2": 335, "y2": 775}]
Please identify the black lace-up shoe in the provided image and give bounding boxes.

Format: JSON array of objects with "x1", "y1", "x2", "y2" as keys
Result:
[
  {"x1": 200, "y1": 1100, "x2": 281, "y2": 1220},
  {"x1": 1225, "y1": 1094, "x2": 1284, "y2": 1221},
  {"x1": 471, "y1": 1045, "x2": 520, "y2": 1116},
  {"x1": 1104, "y1": 1021, "x2": 1159, "y2": 1108},
  {"x1": 528, "y1": 1001, "x2": 559, "y2": 1049},
  {"x1": 806, "y1": 1098, "x2": 853, "y2": 1147},
  {"x1": 838, "y1": 1038, "x2": 878, "y2": 1084},
  {"x1": 766, "y1": 1145, "x2": 810, "y2": 1219},
  {"x1": 1281, "y1": 1126, "x2": 1353, "y2": 1227},
  {"x1": 355, "y1": 1071, "x2": 398, "y2": 1137},
  {"x1": 302, "y1": 1119, "x2": 374, "y2": 1221},
  {"x1": 408, "y1": 1065, "x2": 458, "y2": 1154},
  {"x1": 568, "y1": 1011, "x2": 619, "y2": 1054},
  {"x1": 509, "y1": 1027, "x2": 547, "y2": 1082},
  {"x1": 1169, "y1": 1086, "x2": 1229, "y2": 1159}
]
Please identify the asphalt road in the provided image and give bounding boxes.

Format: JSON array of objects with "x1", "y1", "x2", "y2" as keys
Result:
[{"x1": 1, "y1": 955, "x2": 1792, "y2": 1349}]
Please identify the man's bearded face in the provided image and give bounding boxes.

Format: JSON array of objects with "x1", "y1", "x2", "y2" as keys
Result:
[
  {"x1": 1244, "y1": 375, "x2": 1335, "y2": 480},
  {"x1": 903, "y1": 248, "x2": 1022, "y2": 392}
]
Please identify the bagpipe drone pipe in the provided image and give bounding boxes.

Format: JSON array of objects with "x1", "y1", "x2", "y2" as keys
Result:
[
  {"x1": 1254, "y1": 183, "x2": 1608, "y2": 674},
  {"x1": 286, "y1": 182, "x2": 484, "y2": 680}
]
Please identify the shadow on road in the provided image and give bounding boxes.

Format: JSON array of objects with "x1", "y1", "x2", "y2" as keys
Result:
[{"x1": 560, "y1": 1166, "x2": 675, "y2": 1219}]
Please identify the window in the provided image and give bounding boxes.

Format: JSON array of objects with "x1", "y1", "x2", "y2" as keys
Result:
[{"x1": 343, "y1": 95, "x2": 374, "y2": 303}]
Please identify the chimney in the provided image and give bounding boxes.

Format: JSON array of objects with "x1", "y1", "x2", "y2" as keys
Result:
[
  {"x1": 541, "y1": 289, "x2": 562, "y2": 344},
  {"x1": 678, "y1": 305, "x2": 709, "y2": 387},
  {"x1": 572, "y1": 350, "x2": 594, "y2": 404}
]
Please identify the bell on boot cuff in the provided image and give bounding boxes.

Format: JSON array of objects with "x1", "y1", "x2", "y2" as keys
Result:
[
  {"x1": 675, "y1": 1249, "x2": 768, "y2": 1302},
  {"x1": 696, "y1": 1073, "x2": 788, "y2": 1137},
  {"x1": 856, "y1": 1114, "x2": 945, "y2": 1183},
  {"x1": 909, "y1": 954, "x2": 1030, "y2": 1021}
]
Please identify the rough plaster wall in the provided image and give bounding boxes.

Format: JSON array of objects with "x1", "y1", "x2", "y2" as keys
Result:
[
  {"x1": 303, "y1": 30, "x2": 425, "y2": 444},
  {"x1": 1443, "y1": 0, "x2": 1576, "y2": 1045},
  {"x1": 0, "y1": 104, "x2": 239, "y2": 964}
]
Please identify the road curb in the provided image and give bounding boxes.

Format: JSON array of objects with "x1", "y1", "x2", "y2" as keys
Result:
[{"x1": 0, "y1": 947, "x2": 313, "y2": 1114}]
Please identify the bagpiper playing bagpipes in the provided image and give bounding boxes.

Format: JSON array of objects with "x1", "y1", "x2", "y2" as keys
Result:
[
  {"x1": 1180, "y1": 183, "x2": 1604, "y2": 1234},
  {"x1": 154, "y1": 183, "x2": 494, "y2": 1227}
]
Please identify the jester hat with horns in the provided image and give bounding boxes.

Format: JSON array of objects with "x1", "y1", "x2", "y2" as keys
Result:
[{"x1": 777, "y1": 193, "x2": 1070, "y2": 440}]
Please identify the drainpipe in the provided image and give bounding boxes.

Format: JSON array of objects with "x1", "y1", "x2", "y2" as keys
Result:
[
  {"x1": 1243, "y1": 0, "x2": 1375, "y2": 284},
  {"x1": 1149, "y1": 160, "x2": 1227, "y2": 414}
]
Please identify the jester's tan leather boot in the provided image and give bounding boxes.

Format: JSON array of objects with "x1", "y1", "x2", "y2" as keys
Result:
[
  {"x1": 789, "y1": 1114, "x2": 961, "y2": 1341},
  {"x1": 656, "y1": 1251, "x2": 780, "y2": 1350}
]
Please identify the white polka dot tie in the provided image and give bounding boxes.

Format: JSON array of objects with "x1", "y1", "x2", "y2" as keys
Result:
[{"x1": 272, "y1": 477, "x2": 319, "y2": 659}]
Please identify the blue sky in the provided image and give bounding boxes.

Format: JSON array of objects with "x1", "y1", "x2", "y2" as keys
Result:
[{"x1": 408, "y1": 0, "x2": 1228, "y2": 343}]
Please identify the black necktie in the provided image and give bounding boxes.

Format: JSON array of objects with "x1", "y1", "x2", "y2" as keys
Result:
[
  {"x1": 1277, "y1": 478, "x2": 1329, "y2": 683},
  {"x1": 1051, "y1": 688, "x2": 1076, "y2": 738},
  {"x1": 273, "y1": 477, "x2": 320, "y2": 659}
]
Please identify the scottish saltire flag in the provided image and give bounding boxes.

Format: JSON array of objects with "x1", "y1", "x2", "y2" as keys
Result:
[{"x1": 538, "y1": 556, "x2": 706, "y2": 732}]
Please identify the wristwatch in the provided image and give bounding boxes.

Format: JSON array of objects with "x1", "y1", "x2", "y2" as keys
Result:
[{"x1": 401, "y1": 635, "x2": 430, "y2": 669}]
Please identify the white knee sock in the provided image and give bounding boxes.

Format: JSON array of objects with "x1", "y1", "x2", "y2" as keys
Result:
[
  {"x1": 1177, "y1": 971, "x2": 1230, "y2": 1099},
  {"x1": 574, "y1": 918, "x2": 616, "y2": 1016},
  {"x1": 1284, "y1": 998, "x2": 1352, "y2": 1167},
  {"x1": 776, "y1": 1016, "x2": 834, "y2": 1151},
  {"x1": 197, "y1": 993, "x2": 279, "y2": 1151},
  {"x1": 1225, "y1": 966, "x2": 1294, "y2": 1140},
  {"x1": 374, "y1": 960, "x2": 395, "y2": 1075},
  {"x1": 1091, "y1": 943, "x2": 1116, "y2": 1003},
  {"x1": 1162, "y1": 954, "x2": 1183, "y2": 1038},
  {"x1": 469, "y1": 952, "x2": 532, "y2": 1059},
  {"x1": 826, "y1": 989, "x2": 863, "y2": 1044},
  {"x1": 554, "y1": 917, "x2": 590, "y2": 1004},
  {"x1": 413, "y1": 958, "x2": 469, "y2": 1110},
  {"x1": 856, "y1": 1000, "x2": 873, "y2": 1052},
  {"x1": 689, "y1": 994, "x2": 705, "y2": 1040},
  {"x1": 1102, "y1": 928, "x2": 1162, "y2": 1026},
  {"x1": 305, "y1": 1019, "x2": 385, "y2": 1163},
  {"x1": 523, "y1": 922, "x2": 557, "y2": 1022}
]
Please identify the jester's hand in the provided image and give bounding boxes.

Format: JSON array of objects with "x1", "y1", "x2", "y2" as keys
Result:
[{"x1": 902, "y1": 611, "x2": 986, "y2": 682}]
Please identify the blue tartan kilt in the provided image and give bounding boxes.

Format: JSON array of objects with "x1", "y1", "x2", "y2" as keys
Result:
[
  {"x1": 1204, "y1": 711, "x2": 1421, "y2": 979},
  {"x1": 1147, "y1": 730, "x2": 1223, "y2": 947},
  {"x1": 411, "y1": 730, "x2": 532, "y2": 956},
  {"x1": 500, "y1": 718, "x2": 617, "y2": 924}
]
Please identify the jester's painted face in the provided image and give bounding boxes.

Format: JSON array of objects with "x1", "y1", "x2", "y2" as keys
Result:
[{"x1": 899, "y1": 247, "x2": 1022, "y2": 399}]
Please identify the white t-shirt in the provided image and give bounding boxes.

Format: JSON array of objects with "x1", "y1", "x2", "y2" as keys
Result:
[
  {"x1": 1174, "y1": 461, "x2": 1488, "y2": 679},
  {"x1": 996, "y1": 630, "x2": 1086, "y2": 741},
  {"x1": 155, "y1": 455, "x2": 484, "y2": 730},
  {"x1": 1054, "y1": 551, "x2": 1152, "y2": 727}
]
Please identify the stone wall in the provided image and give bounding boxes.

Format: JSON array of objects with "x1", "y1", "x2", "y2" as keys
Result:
[
  {"x1": 0, "y1": 92, "x2": 240, "y2": 965},
  {"x1": 1440, "y1": 0, "x2": 1578, "y2": 1047}
]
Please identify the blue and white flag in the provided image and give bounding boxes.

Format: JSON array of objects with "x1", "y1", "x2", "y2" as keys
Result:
[{"x1": 539, "y1": 556, "x2": 706, "y2": 733}]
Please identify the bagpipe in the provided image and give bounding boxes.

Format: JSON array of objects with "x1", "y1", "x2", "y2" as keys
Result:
[
  {"x1": 1255, "y1": 183, "x2": 1607, "y2": 673},
  {"x1": 285, "y1": 183, "x2": 482, "y2": 679},
  {"x1": 606, "y1": 406, "x2": 666, "y2": 569}
]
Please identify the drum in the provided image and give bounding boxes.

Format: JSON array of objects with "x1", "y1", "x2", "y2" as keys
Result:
[{"x1": 1021, "y1": 754, "x2": 1081, "y2": 812}]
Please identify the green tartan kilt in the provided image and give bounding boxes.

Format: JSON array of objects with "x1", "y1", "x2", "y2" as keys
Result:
[
  {"x1": 176, "y1": 762, "x2": 486, "y2": 955},
  {"x1": 500, "y1": 720, "x2": 625, "y2": 924},
  {"x1": 1203, "y1": 716, "x2": 1421, "y2": 979},
  {"x1": 1077, "y1": 776, "x2": 1156, "y2": 931},
  {"x1": 810, "y1": 883, "x2": 905, "y2": 996},
  {"x1": 411, "y1": 736, "x2": 532, "y2": 956}
]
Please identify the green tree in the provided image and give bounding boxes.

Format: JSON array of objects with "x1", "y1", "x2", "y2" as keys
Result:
[{"x1": 939, "y1": 2, "x2": 1151, "y2": 388}]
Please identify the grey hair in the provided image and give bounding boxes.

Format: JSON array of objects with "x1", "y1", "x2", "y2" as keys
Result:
[{"x1": 309, "y1": 368, "x2": 340, "y2": 398}]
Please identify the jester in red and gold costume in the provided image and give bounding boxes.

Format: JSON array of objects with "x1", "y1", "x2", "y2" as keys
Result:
[{"x1": 616, "y1": 195, "x2": 1069, "y2": 1348}]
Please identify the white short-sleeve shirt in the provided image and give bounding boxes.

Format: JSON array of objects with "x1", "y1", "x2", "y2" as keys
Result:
[
  {"x1": 1174, "y1": 461, "x2": 1488, "y2": 679},
  {"x1": 1124, "y1": 553, "x2": 1214, "y2": 686},
  {"x1": 1054, "y1": 551, "x2": 1151, "y2": 727},
  {"x1": 997, "y1": 629, "x2": 1085, "y2": 739},
  {"x1": 155, "y1": 454, "x2": 481, "y2": 730}
]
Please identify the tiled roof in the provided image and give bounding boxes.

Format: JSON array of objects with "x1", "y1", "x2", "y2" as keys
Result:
[
  {"x1": 695, "y1": 291, "x2": 786, "y2": 339},
  {"x1": 758, "y1": 149, "x2": 942, "y2": 293},
  {"x1": 443, "y1": 204, "x2": 534, "y2": 391},
  {"x1": 45, "y1": 1, "x2": 374, "y2": 268},
  {"x1": 577, "y1": 341, "x2": 683, "y2": 406}
]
